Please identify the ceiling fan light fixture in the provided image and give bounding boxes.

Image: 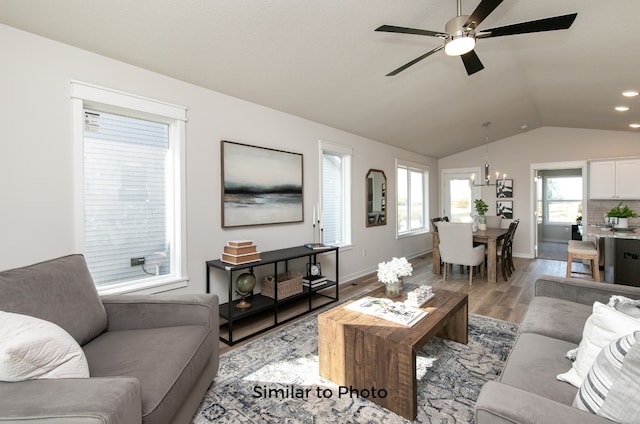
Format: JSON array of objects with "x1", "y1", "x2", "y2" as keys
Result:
[
  {"x1": 444, "y1": 15, "x2": 475, "y2": 56},
  {"x1": 376, "y1": 3, "x2": 577, "y2": 76},
  {"x1": 445, "y1": 34, "x2": 476, "y2": 56}
]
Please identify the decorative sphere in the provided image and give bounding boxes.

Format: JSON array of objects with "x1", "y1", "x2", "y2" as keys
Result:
[{"x1": 235, "y1": 272, "x2": 256, "y2": 295}]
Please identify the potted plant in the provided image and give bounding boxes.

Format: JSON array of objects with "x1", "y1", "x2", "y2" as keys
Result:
[
  {"x1": 474, "y1": 199, "x2": 489, "y2": 230},
  {"x1": 606, "y1": 202, "x2": 638, "y2": 229}
]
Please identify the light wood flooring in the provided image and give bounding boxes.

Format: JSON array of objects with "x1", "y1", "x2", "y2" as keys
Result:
[
  {"x1": 538, "y1": 241, "x2": 570, "y2": 261},
  {"x1": 219, "y1": 253, "x2": 579, "y2": 354}
]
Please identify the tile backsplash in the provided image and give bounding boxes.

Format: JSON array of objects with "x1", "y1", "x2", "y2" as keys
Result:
[{"x1": 587, "y1": 199, "x2": 640, "y2": 227}]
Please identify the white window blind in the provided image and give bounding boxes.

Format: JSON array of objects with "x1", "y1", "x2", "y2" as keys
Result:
[
  {"x1": 83, "y1": 109, "x2": 172, "y2": 286},
  {"x1": 397, "y1": 161, "x2": 429, "y2": 236},
  {"x1": 320, "y1": 141, "x2": 352, "y2": 247},
  {"x1": 322, "y1": 153, "x2": 343, "y2": 245}
]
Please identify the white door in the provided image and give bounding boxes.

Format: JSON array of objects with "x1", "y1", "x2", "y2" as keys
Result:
[
  {"x1": 441, "y1": 168, "x2": 481, "y2": 223},
  {"x1": 531, "y1": 161, "x2": 588, "y2": 260}
]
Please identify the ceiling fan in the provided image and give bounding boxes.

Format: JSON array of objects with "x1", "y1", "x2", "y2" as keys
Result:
[{"x1": 376, "y1": 0, "x2": 577, "y2": 76}]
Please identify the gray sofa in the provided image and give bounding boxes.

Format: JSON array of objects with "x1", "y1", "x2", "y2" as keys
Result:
[
  {"x1": 475, "y1": 275, "x2": 640, "y2": 423},
  {"x1": 0, "y1": 254, "x2": 219, "y2": 424}
]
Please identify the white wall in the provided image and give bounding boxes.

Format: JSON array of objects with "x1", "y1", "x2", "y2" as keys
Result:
[
  {"x1": 0, "y1": 24, "x2": 438, "y2": 301},
  {"x1": 438, "y1": 127, "x2": 640, "y2": 257}
]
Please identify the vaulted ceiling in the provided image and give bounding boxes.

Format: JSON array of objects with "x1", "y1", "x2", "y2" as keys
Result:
[{"x1": 1, "y1": 0, "x2": 639, "y2": 158}]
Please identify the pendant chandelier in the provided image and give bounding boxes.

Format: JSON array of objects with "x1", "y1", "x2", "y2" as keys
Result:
[{"x1": 472, "y1": 122, "x2": 505, "y2": 187}]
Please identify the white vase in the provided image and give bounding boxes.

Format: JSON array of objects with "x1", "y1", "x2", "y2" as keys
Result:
[
  {"x1": 385, "y1": 281, "x2": 401, "y2": 298},
  {"x1": 614, "y1": 217, "x2": 629, "y2": 229},
  {"x1": 478, "y1": 215, "x2": 487, "y2": 231}
]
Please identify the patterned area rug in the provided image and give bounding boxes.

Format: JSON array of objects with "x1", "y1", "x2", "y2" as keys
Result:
[{"x1": 193, "y1": 312, "x2": 518, "y2": 424}]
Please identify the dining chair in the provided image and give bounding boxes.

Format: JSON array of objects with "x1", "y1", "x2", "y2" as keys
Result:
[
  {"x1": 495, "y1": 217, "x2": 515, "y2": 261},
  {"x1": 430, "y1": 216, "x2": 449, "y2": 233},
  {"x1": 507, "y1": 219, "x2": 520, "y2": 272},
  {"x1": 484, "y1": 215, "x2": 502, "y2": 228},
  {"x1": 497, "y1": 219, "x2": 519, "y2": 280},
  {"x1": 501, "y1": 218, "x2": 514, "y2": 229},
  {"x1": 431, "y1": 216, "x2": 450, "y2": 272},
  {"x1": 436, "y1": 222, "x2": 485, "y2": 285}
]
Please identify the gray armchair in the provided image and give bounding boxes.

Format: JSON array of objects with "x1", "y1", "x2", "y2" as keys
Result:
[{"x1": 0, "y1": 254, "x2": 219, "y2": 424}]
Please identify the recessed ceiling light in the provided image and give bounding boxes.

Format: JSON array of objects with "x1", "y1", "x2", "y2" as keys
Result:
[
  {"x1": 622, "y1": 90, "x2": 639, "y2": 97},
  {"x1": 615, "y1": 106, "x2": 630, "y2": 112},
  {"x1": 629, "y1": 123, "x2": 640, "y2": 129}
]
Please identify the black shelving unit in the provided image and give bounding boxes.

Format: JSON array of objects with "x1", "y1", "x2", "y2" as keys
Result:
[{"x1": 206, "y1": 245, "x2": 339, "y2": 345}]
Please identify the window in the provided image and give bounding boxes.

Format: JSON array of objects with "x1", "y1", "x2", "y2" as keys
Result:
[
  {"x1": 448, "y1": 177, "x2": 474, "y2": 223},
  {"x1": 320, "y1": 142, "x2": 352, "y2": 247},
  {"x1": 72, "y1": 82, "x2": 187, "y2": 294},
  {"x1": 545, "y1": 176, "x2": 582, "y2": 224},
  {"x1": 397, "y1": 160, "x2": 429, "y2": 236}
]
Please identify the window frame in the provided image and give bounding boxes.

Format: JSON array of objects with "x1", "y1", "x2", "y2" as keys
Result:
[
  {"x1": 396, "y1": 159, "x2": 429, "y2": 238},
  {"x1": 319, "y1": 140, "x2": 352, "y2": 248},
  {"x1": 71, "y1": 81, "x2": 188, "y2": 294}
]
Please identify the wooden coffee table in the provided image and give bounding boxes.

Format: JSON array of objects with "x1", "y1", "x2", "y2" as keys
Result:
[{"x1": 318, "y1": 287, "x2": 468, "y2": 420}]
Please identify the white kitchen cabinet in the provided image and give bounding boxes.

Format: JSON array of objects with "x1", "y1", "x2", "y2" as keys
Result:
[
  {"x1": 615, "y1": 159, "x2": 640, "y2": 198},
  {"x1": 589, "y1": 161, "x2": 616, "y2": 199},
  {"x1": 589, "y1": 159, "x2": 640, "y2": 199}
]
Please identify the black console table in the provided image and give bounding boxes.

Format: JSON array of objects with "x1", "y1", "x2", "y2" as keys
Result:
[{"x1": 206, "y1": 245, "x2": 339, "y2": 345}]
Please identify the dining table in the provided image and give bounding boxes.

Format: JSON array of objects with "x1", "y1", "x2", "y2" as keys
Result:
[{"x1": 432, "y1": 226, "x2": 510, "y2": 283}]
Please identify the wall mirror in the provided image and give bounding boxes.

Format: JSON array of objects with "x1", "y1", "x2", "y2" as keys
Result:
[{"x1": 366, "y1": 169, "x2": 387, "y2": 227}]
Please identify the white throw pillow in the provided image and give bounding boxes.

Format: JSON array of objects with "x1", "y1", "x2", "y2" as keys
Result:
[
  {"x1": 0, "y1": 311, "x2": 90, "y2": 381},
  {"x1": 557, "y1": 302, "x2": 640, "y2": 387},
  {"x1": 608, "y1": 295, "x2": 640, "y2": 318}
]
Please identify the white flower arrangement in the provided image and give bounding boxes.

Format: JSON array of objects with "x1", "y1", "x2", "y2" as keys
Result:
[{"x1": 377, "y1": 257, "x2": 413, "y2": 284}]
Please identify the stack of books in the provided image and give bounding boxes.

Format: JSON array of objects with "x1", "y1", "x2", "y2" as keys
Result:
[
  {"x1": 302, "y1": 275, "x2": 328, "y2": 288},
  {"x1": 220, "y1": 240, "x2": 261, "y2": 265}
]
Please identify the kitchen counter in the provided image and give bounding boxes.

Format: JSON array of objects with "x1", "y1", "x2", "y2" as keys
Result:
[
  {"x1": 584, "y1": 225, "x2": 640, "y2": 240},
  {"x1": 584, "y1": 224, "x2": 640, "y2": 287}
]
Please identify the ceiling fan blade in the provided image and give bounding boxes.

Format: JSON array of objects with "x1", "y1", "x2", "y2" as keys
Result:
[
  {"x1": 461, "y1": 50, "x2": 484, "y2": 75},
  {"x1": 479, "y1": 13, "x2": 577, "y2": 38},
  {"x1": 375, "y1": 24, "x2": 445, "y2": 38},
  {"x1": 464, "y1": 0, "x2": 504, "y2": 29},
  {"x1": 386, "y1": 45, "x2": 444, "y2": 76}
]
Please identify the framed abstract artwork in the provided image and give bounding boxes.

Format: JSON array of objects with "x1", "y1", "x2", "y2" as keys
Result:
[
  {"x1": 496, "y1": 178, "x2": 513, "y2": 198},
  {"x1": 221, "y1": 140, "x2": 303, "y2": 228},
  {"x1": 497, "y1": 200, "x2": 513, "y2": 219}
]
